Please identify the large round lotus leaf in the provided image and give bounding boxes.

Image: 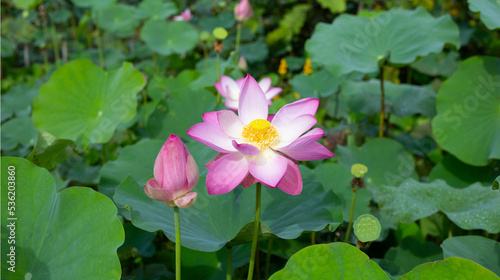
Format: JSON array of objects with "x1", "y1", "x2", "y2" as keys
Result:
[
  {"x1": 441, "y1": 236, "x2": 500, "y2": 277},
  {"x1": 94, "y1": 4, "x2": 140, "y2": 38},
  {"x1": 372, "y1": 178, "x2": 500, "y2": 233},
  {"x1": 137, "y1": 0, "x2": 177, "y2": 20},
  {"x1": 32, "y1": 59, "x2": 146, "y2": 147},
  {"x1": 1, "y1": 116, "x2": 37, "y2": 151},
  {"x1": 306, "y1": 7, "x2": 460, "y2": 75},
  {"x1": 140, "y1": 19, "x2": 198, "y2": 56},
  {"x1": 312, "y1": 163, "x2": 371, "y2": 221},
  {"x1": 336, "y1": 138, "x2": 417, "y2": 187},
  {"x1": 0, "y1": 157, "x2": 124, "y2": 279},
  {"x1": 432, "y1": 56, "x2": 500, "y2": 166},
  {"x1": 468, "y1": 0, "x2": 500, "y2": 30},
  {"x1": 398, "y1": 257, "x2": 500, "y2": 280},
  {"x1": 428, "y1": 155, "x2": 495, "y2": 188},
  {"x1": 269, "y1": 243, "x2": 389, "y2": 280},
  {"x1": 289, "y1": 69, "x2": 341, "y2": 98},
  {"x1": 114, "y1": 176, "x2": 342, "y2": 252},
  {"x1": 342, "y1": 80, "x2": 436, "y2": 117},
  {"x1": 99, "y1": 139, "x2": 217, "y2": 198},
  {"x1": 70, "y1": 0, "x2": 115, "y2": 9}
]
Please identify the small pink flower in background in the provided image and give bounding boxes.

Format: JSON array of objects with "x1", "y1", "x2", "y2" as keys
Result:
[
  {"x1": 234, "y1": 0, "x2": 253, "y2": 22},
  {"x1": 144, "y1": 135, "x2": 199, "y2": 208},
  {"x1": 188, "y1": 74, "x2": 334, "y2": 195},
  {"x1": 215, "y1": 75, "x2": 282, "y2": 111},
  {"x1": 173, "y1": 8, "x2": 192, "y2": 21}
]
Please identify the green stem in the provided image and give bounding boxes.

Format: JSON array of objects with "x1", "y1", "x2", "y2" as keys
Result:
[
  {"x1": 264, "y1": 239, "x2": 273, "y2": 280},
  {"x1": 378, "y1": 65, "x2": 385, "y2": 138},
  {"x1": 226, "y1": 246, "x2": 232, "y2": 280},
  {"x1": 235, "y1": 22, "x2": 242, "y2": 63},
  {"x1": 247, "y1": 183, "x2": 261, "y2": 280},
  {"x1": 152, "y1": 52, "x2": 158, "y2": 75},
  {"x1": 311, "y1": 232, "x2": 316, "y2": 245},
  {"x1": 95, "y1": 28, "x2": 104, "y2": 68},
  {"x1": 347, "y1": 116, "x2": 355, "y2": 146},
  {"x1": 345, "y1": 189, "x2": 357, "y2": 243},
  {"x1": 174, "y1": 206, "x2": 181, "y2": 280},
  {"x1": 217, "y1": 52, "x2": 221, "y2": 104}
]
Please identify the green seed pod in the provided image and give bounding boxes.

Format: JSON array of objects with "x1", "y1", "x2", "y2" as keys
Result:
[
  {"x1": 213, "y1": 27, "x2": 228, "y2": 40},
  {"x1": 351, "y1": 163, "x2": 368, "y2": 178},
  {"x1": 353, "y1": 214, "x2": 381, "y2": 242}
]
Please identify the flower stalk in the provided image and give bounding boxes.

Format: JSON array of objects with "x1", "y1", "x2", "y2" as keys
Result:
[
  {"x1": 247, "y1": 183, "x2": 262, "y2": 280},
  {"x1": 378, "y1": 65, "x2": 385, "y2": 137},
  {"x1": 174, "y1": 206, "x2": 181, "y2": 280},
  {"x1": 226, "y1": 246, "x2": 232, "y2": 280}
]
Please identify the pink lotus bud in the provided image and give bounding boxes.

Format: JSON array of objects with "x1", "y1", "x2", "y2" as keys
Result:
[
  {"x1": 144, "y1": 135, "x2": 199, "y2": 208},
  {"x1": 173, "y1": 8, "x2": 192, "y2": 21},
  {"x1": 238, "y1": 56, "x2": 248, "y2": 71},
  {"x1": 234, "y1": 0, "x2": 253, "y2": 22}
]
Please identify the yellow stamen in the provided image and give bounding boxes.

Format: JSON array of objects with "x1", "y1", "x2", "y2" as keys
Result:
[{"x1": 242, "y1": 119, "x2": 279, "y2": 151}]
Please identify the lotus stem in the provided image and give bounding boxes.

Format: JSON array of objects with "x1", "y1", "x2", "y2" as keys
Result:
[
  {"x1": 174, "y1": 206, "x2": 181, "y2": 280},
  {"x1": 345, "y1": 188, "x2": 357, "y2": 243},
  {"x1": 247, "y1": 183, "x2": 261, "y2": 280},
  {"x1": 226, "y1": 246, "x2": 232, "y2": 280},
  {"x1": 264, "y1": 239, "x2": 273, "y2": 279}
]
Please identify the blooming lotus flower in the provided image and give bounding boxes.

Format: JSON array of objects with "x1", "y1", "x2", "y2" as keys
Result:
[
  {"x1": 215, "y1": 75, "x2": 282, "y2": 111},
  {"x1": 188, "y1": 74, "x2": 334, "y2": 195},
  {"x1": 173, "y1": 8, "x2": 192, "y2": 21},
  {"x1": 144, "y1": 135, "x2": 199, "y2": 208},
  {"x1": 234, "y1": 0, "x2": 253, "y2": 22}
]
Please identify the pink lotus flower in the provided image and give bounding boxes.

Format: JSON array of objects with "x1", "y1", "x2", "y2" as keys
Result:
[
  {"x1": 215, "y1": 75, "x2": 282, "y2": 111},
  {"x1": 234, "y1": 0, "x2": 253, "y2": 22},
  {"x1": 144, "y1": 135, "x2": 199, "y2": 208},
  {"x1": 173, "y1": 8, "x2": 192, "y2": 21},
  {"x1": 188, "y1": 74, "x2": 334, "y2": 195}
]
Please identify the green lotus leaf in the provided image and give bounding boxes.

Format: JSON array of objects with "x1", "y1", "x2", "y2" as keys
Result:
[
  {"x1": 26, "y1": 131, "x2": 75, "y2": 170},
  {"x1": 1, "y1": 116, "x2": 37, "y2": 151},
  {"x1": 137, "y1": 0, "x2": 178, "y2": 20},
  {"x1": 198, "y1": 12, "x2": 235, "y2": 33},
  {"x1": 385, "y1": 238, "x2": 442, "y2": 274},
  {"x1": 312, "y1": 163, "x2": 372, "y2": 221},
  {"x1": 372, "y1": 178, "x2": 500, "y2": 233},
  {"x1": 114, "y1": 176, "x2": 342, "y2": 252},
  {"x1": 306, "y1": 7, "x2": 460, "y2": 75},
  {"x1": 32, "y1": 59, "x2": 146, "y2": 147},
  {"x1": 119, "y1": 223, "x2": 155, "y2": 257},
  {"x1": 428, "y1": 155, "x2": 495, "y2": 188},
  {"x1": 269, "y1": 243, "x2": 389, "y2": 280},
  {"x1": 70, "y1": 0, "x2": 115, "y2": 9},
  {"x1": 342, "y1": 80, "x2": 436, "y2": 117},
  {"x1": 289, "y1": 69, "x2": 341, "y2": 98},
  {"x1": 146, "y1": 88, "x2": 217, "y2": 140},
  {"x1": 94, "y1": 4, "x2": 140, "y2": 38},
  {"x1": 441, "y1": 236, "x2": 500, "y2": 277},
  {"x1": 411, "y1": 51, "x2": 460, "y2": 77},
  {"x1": 397, "y1": 257, "x2": 500, "y2": 280},
  {"x1": 316, "y1": 0, "x2": 346, "y2": 13},
  {"x1": 432, "y1": 56, "x2": 500, "y2": 166},
  {"x1": 0, "y1": 157, "x2": 124, "y2": 279},
  {"x1": 1, "y1": 18, "x2": 37, "y2": 44},
  {"x1": 336, "y1": 138, "x2": 417, "y2": 187},
  {"x1": 239, "y1": 40, "x2": 269, "y2": 63},
  {"x1": 140, "y1": 20, "x2": 198, "y2": 56},
  {"x1": 468, "y1": 0, "x2": 500, "y2": 30},
  {"x1": 12, "y1": 0, "x2": 43, "y2": 10}
]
